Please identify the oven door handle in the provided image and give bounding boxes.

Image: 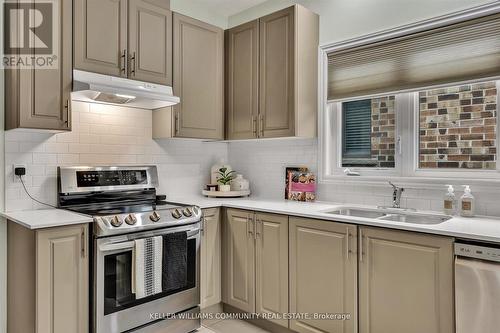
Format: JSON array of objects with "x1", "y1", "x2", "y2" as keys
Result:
[{"x1": 99, "y1": 241, "x2": 135, "y2": 252}]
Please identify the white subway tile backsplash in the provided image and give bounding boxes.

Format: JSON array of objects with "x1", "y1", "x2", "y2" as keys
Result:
[
  {"x1": 44, "y1": 142, "x2": 69, "y2": 153},
  {"x1": 5, "y1": 142, "x2": 19, "y2": 153},
  {"x1": 57, "y1": 154, "x2": 80, "y2": 165},
  {"x1": 6, "y1": 102, "x2": 500, "y2": 217},
  {"x1": 4, "y1": 101, "x2": 228, "y2": 211},
  {"x1": 33, "y1": 153, "x2": 57, "y2": 165},
  {"x1": 228, "y1": 138, "x2": 500, "y2": 217}
]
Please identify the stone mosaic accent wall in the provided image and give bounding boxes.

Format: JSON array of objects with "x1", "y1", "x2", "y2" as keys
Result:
[
  {"x1": 371, "y1": 96, "x2": 396, "y2": 168},
  {"x1": 419, "y1": 82, "x2": 497, "y2": 169}
]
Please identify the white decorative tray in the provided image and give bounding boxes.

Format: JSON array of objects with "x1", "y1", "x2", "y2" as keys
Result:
[{"x1": 202, "y1": 190, "x2": 251, "y2": 198}]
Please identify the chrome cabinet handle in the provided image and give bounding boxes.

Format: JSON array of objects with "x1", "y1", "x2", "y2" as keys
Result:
[
  {"x1": 259, "y1": 114, "x2": 264, "y2": 137},
  {"x1": 130, "y1": 51, "x2": 136, "y2": 76},
  {"x1": 174, "y1": 112, "x2": 180, "y2": 134},
  {"x1": 120, "y1": 49, "x2": 127, "y2": 74},
  {"x1": 64, "y1": 99, "x2": 71, "y2": 126},
  {"x1": 200, "y1": 216, "x2": 205, "y2": 235},
  {"x1": 247, "y1": 216, "x2": 254, "y2": 237},
  {"x1": 346, "y1": 228, "x2": 350, "y2": 261},
  {"x1": 255, "y1": 218, "x2": 261, "y2": 240},
  {"x1": 81, "y1": 228, "x2": 86, "y2": 258},
  {"x1": 359, "y1": 229, "x2": 364, "y2": 263},
  {"x1": 252, "y1": 116, "x2": 257, "y2": 137}
]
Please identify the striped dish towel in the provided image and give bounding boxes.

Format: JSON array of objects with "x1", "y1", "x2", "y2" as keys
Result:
[{"x1": 133, "y1": 236, "x2": 163, "y2": 299}]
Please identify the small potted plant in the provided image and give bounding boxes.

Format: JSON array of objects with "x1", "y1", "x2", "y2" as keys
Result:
[{"x1": 217, "y1": 167, "x2": 236, "y2": 192}]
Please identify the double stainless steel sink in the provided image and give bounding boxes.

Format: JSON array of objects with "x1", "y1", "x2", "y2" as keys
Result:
[{"x1": 325, "y1": 207, "x2": 452, "y2": 225}]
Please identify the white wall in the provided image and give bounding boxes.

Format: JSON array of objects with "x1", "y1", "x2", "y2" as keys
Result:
[
  {"x1": 0, "y1": 0, "x2": 6, "y2": 331},
  {"x1": 170, "y1": 0, "x2": 228, "y2": 28},
  {"x1": 228, "y1": 0, "x2": 495, "y2": 44}
]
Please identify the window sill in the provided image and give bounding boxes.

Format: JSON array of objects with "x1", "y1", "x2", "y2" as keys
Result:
[{"x1": 320, "y1": 174, "x2": 500, "y2": 191}]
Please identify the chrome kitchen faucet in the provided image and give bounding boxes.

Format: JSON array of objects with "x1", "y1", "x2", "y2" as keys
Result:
[{"x1": 389, "y1": 181, "x2": 404, "y2": 208}]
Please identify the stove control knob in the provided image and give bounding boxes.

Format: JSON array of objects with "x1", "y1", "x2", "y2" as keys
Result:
[
  {"x1": 171, "y1": 209, "x2": 182, "y2": 219},
  {"x1": 150, "y1": 211, "x2": 161, "y2": 222},
  {"x1": 182, "y1": 208, "x2": 193, "y2": 217},
  {"x1": 125, "y1": 214, "x2": 137, "y2": 225},
  {"x1": 110, "y1": 216, "x2": 123, "y2": 228}
]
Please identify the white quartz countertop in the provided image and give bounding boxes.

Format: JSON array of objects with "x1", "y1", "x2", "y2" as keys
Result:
[
  {"x1": 4, "y1": 196, "x2": 500, "y2": 244},
  {"x1": 1, "y1": 208, "x2": 93, "y2": 229},
  {"x1": 168, "y1": 195, "x2": 500, "y2": 244}
]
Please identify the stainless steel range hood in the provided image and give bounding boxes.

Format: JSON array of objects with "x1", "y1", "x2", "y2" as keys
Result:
[{"x1": 71, "y1": 70, "x2": 180, "y2": 109}]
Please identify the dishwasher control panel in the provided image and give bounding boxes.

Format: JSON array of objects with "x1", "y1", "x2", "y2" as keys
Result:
[{"x1": 455, "y1": 243, "x2": 500, "y2": 263}]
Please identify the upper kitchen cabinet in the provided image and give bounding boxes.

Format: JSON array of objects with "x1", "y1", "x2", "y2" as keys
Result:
[
  {"x1": 5, "y1": 0, "x2": 72, "y2": 131},
  {"x1": 171, "y1": 13, "x2": 224, "y2": 139},
  {"x1": 74, "y1": 0, "x2": 127, "y2": 77},
  {"x1": 225, "y1": 5, "x2": 319, "y2": 140},
  {"x1": 128, "y1": 0, "x2": 172, "y2": 84},
  {"x1": 225, "y1": 20, "x2": 259, "y2": 140},
  {"x1": 74, "y1": 0, "x2": 172, "y2": 85}
]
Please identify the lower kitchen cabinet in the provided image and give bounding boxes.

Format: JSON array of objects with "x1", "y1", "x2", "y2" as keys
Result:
[
  {"x1": 358, "y1": 227, "x2": 454, "y2": 333},
  {"x1": 7, "y1": 222, "x2": 89, "y2": 333},
  {"x1": 223, "y1": 209, "x2": 256, "y2": 312},
  {"x1": 201, "y1": 208, "x2": 222, "y2": 308},
  {"x1": 289, "y1": 217, "x2": 358, "y2": 333},
  {"x1": 223, "y1": 209, "x2": 289, "y2": 327},
  {"x1": 255, "y1": 212, "x2": 289, "y2": 327}
]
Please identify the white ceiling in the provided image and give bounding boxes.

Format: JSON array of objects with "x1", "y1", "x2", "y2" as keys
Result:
[{"x1": 190, "y1": 0, "x2": 269, "y2": 17}]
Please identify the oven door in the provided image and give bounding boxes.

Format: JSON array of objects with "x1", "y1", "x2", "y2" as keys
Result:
[{"x1": 94, "y1": 223, "x2": 200, "y2": 333}]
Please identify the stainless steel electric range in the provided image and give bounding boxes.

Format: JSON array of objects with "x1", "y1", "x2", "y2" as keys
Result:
[{"x1": 57, "y1": 166, "x2": 202, "y2": 333}]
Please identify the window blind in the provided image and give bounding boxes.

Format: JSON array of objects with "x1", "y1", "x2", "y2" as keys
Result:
[
  {"x1": 343, "y1": 99, "x2": 372, "y2": 158},
  {"x1": 327, "y1": 13, "x2": 500, "y2": 100}
]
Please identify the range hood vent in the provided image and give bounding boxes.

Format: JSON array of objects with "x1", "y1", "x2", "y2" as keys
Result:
[{"x1": 71, "y1": 70, "x2": 180, "y2": 109}]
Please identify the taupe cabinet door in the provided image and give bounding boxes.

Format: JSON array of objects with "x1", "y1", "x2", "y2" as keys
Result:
[
  {"x1": 74, "y1": 0, "x2": 128, "y2": 77},
  {"x1": 37, "y1": 224, "x2": 89, "y2": 333},
  {"x1": 224, "y1": 5, "x2": 318, "y2": 140},
  {"x1": 201, "y1": 208, "x2": 222, "y2": 308},
  {"x1": 255, "y1": 212, "x2": 289, "y2": 327},
  {"x1": 6, "y1": 0, "x2": 72, "y2": 131},
  {"x1": 259, "y1": 7, "x2": 295, "y2": 138},
  {"x1": 173, "y1": 13, "x2": 224, "y2": 139},
  {"x1": 223, "y1": 209, "x2": 256, "y2": 312},
  {"x1": 359, "y1": 227, "x2": 454, "y2": 333},
  {"x1": 225, "y1": 20, "x2": 259, "y2": 140},
  {"x1": 129, "y1": 0, "x2": 172, "y2": 85},
  {"x1": 289, "y1": 217, "x2": 358, "y2": 333}
]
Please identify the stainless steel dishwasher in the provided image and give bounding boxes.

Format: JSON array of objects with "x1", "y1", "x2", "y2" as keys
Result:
[{"x1": 455, "y1": 242, "x2": 500, "y2": 333}]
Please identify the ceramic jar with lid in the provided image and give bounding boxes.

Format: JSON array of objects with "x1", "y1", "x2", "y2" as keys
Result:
[{"x1": 231, "y1": 174, "x2": 250, "y2": 191}]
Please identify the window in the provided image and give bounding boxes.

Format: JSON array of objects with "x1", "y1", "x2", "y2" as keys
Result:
[
  {"x1": 321, "y1": 7, "x2": 500, "y2": 183},
  {"x1": 418, "y1": 82, "x2": 497, "y2": 170},
  {"x1": 342, "y1": 97, "x2": 396, "y2": 168},
  {"x1": 323, "y1": 79, "x2": 499, "y2": 180}
]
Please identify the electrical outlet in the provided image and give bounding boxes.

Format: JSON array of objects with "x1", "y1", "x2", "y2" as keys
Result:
[{"x1": 13, "y1": 164, "x2": 27, "y2": 182}]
